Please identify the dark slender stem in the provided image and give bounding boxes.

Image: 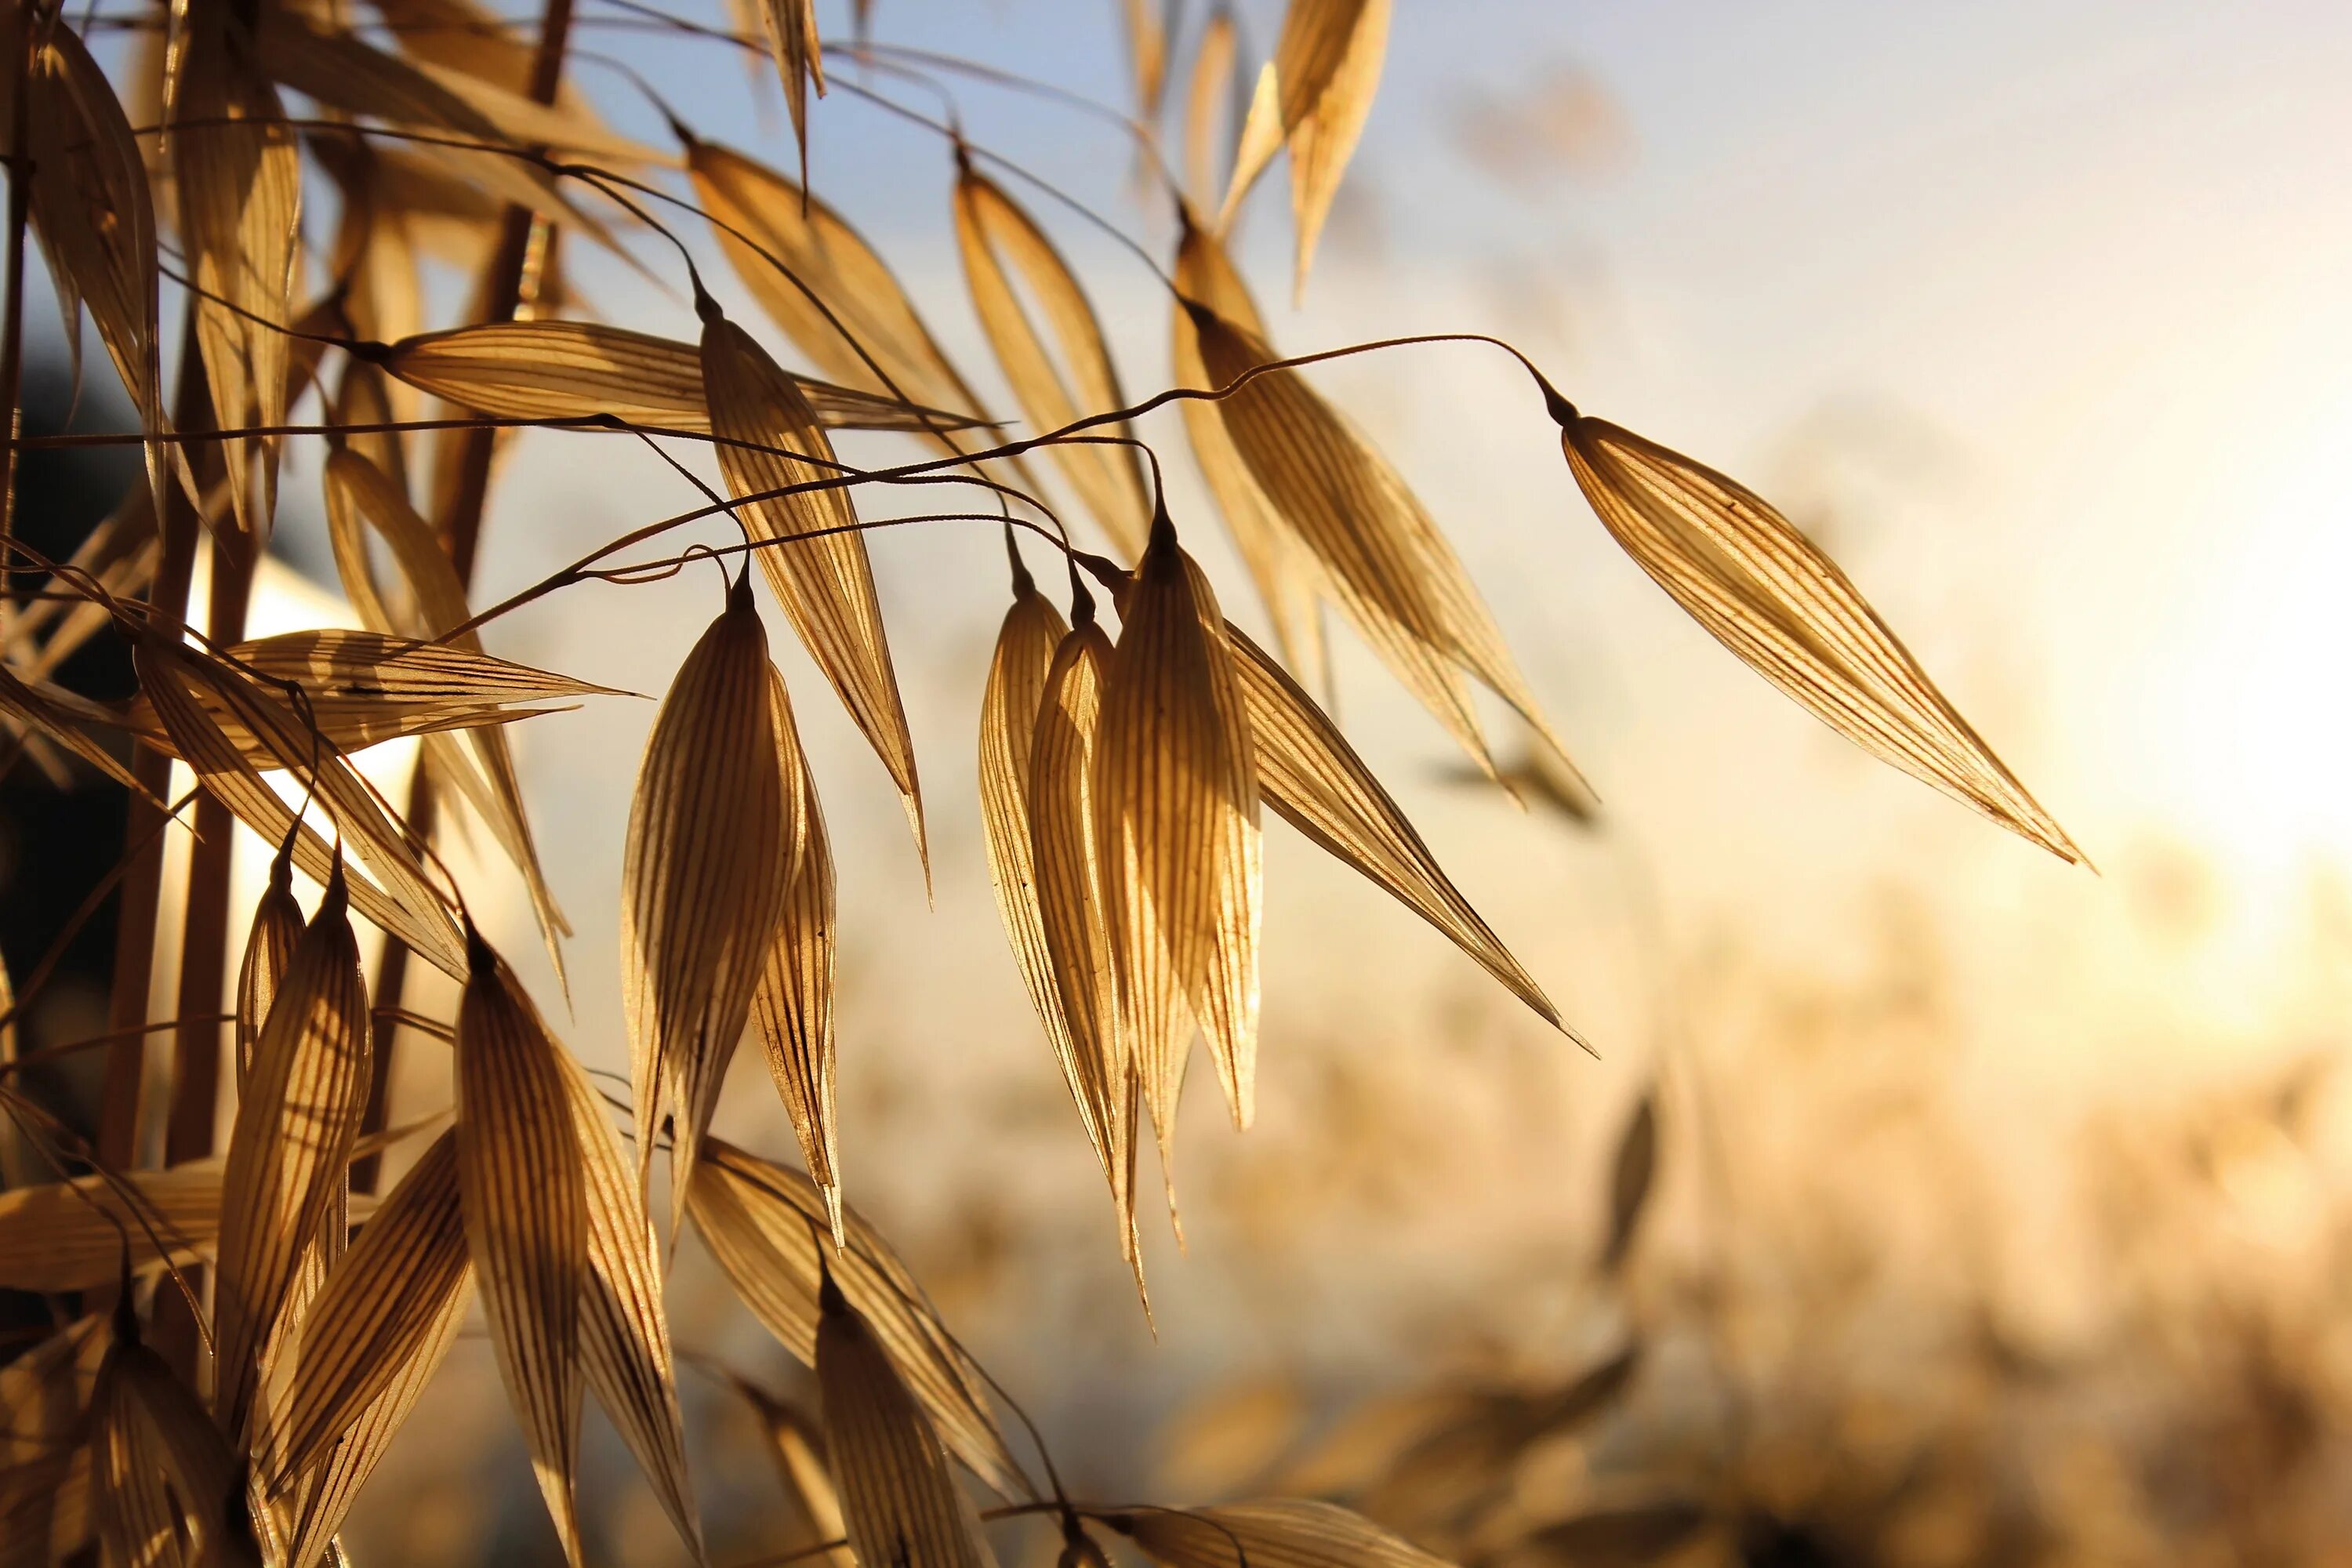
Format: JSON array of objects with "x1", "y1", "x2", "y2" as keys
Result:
[
  {"x1": 150, "y1": 528, "x2": 254, "y2": 1372},
  {"x1": 434, "y1": 329, "x2": 1569, "y2": 643},
  {"x1": 160, "y1": 538, "x2": 249, "y2": 1168},
  {"x1": 0, "y1": 2, "x2": 35, "y2": 640},
  {"x1": 360, "y1": 0, "x2": 576, "y2": 1200},
  {"x1": 0, "y1": 1011, "x2": 236, "y2": 1079},
  {"x1": 97, "y1": 300, "x2": 211, "y2": 1176}
]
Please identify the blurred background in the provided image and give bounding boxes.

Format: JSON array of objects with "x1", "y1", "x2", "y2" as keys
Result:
[{"x1": 6, "y1": 2, "x2": 2352, "y2": 1563}]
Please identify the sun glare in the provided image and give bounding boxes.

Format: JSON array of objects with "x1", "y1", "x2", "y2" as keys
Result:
[{"x1": 2167, "y1": 384, "x2": 2352, "y2": 877}]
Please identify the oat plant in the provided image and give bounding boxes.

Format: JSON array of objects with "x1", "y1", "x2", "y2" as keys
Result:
[{"x1": 0, "y1": 0, "x2": 2082, "y2": 1563}]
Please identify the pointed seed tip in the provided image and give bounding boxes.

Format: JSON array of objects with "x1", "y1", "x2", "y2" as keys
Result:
[{"x1": 463, "y1": 917, "x2": 497, "y2": 978}]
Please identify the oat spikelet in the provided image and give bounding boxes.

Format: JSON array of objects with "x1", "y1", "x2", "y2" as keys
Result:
[
  {"x1": 757, "y1": 0, "x2": 826, "y2": 183},
  {"x1": 234, "y1": 833, "x2": 305, "y2": 1083},
  {"x1": 94, "y1": 1319, "x2": 261, "y2": 1568},
  {"x1": 211, "y1": 626, "x2": 614, "y2": 753},
  {"x1": 454, "y1": 931, "x2": 590, "y2": 1566},
  {"x1": 554, "y1": 1033, "x2": 705, "y2": 1557},
  {"x1": 622, "y1": 573, "x2": 796, "y2": 1229},
  {"x1": 176, "y1": 0, "x2": 302, "y2": 540},
  {"x1": 977, "y1": 568, "x2": 1080, "y2": 1144},
  {"x1": 1218, "y1": 0, "x2": 1392, "y2": 299},
  {"x1": 322, "y1": 448, "x2": 579, "y2": 987},
  {"x1": 954, "y1": 164, "x2": 1154, "y2": 557},
  {"x1": 1183, "y1": 10, "x2": 1244, "y2": 215},
  {"x1": 1189, "y1": 274, "x2": 1581, "y2": 787},
  {"x1": 212, "y1": 862, "x2": 370, "y2": 1445},
  {"x1": 0, "y1": 1161, "x2": 226, "y2": 1293},
  {"x1": 1229, "y1": 622, "x2": 1563, "y2": 1033},
  {"x1": 686, "y1": 136, "x2": 984, "y2": 419},
  {"x1": 750, "y1": 668, "x2": 840, "y2": 1240},
  {"x1": 1559, "y1": 415, "x2": 2083, "y2": 863},
  {"x1": 1171, "y1": 215, "x2": 1328, "y2": 694},
  {"x1": 1120, "y1": 0, "x2": 1171, "y2": 121},
  {"x1": 686, "y1": 1138, "x2": 1036, "y2": 1499},
  {"x1": 270, "y1": 1131, "x2": 470, "y2": 1483},
  {"x1": 281, "y1": 1276, "x2": 467, "y2": 1568},
  {"x1": 1030, "y1": 606, "x2": 1147, "y2": 1294},
  {"x1": 701, "y1": 299, "x2": 927, "y2": 871},
  {"x1": 376, "y1": 319, "x2": 968, "y2": 434},
  {"x1": 256, "y1": 16, "x2": 612, "y2": 246},
  {"x1": 816, "y1": 1274, "x2": 1000, "y2": 1568},
  {"x1": 136, "y1": 637, "x2": 470, "y2": 978},
  {"x1": 26, "y1": 20, "x2": 167, "y2": 523},
  {"x1": 1097, "y1": 511, "x2": 1262, "y2": 1186}
]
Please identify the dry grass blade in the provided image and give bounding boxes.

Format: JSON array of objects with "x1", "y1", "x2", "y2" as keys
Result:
[
  {"x1": 1193, "y1": 289, "x2": 1575, "y2": 781},
  {"x1": 454, "y1": 932, "x2": 590, "y2": 1565},
  {"x1": 270, "y1": 1130, "x2": 469, "y2": 1482},
  {"x1": 816, "y1": 1275, "x2": 1000, "y2": 1568},
  {"x1": 324, "y1": 447, "x2": 578, "y2": 977},
  {"x1": 376, "y1": 319, "x2": 975, "y2": 433},
  {"x1": 176, "y1": 2, "x2": 302, "y2": 540},
  {"x1": 1228, "y1": 624, "x2": 1562, "y2": 1032},
  {"x1": 27, "y1": 21, "x2": 166, "y2": 520},
  {"x1": 978, "y1": 578, "x2": 1079, "y2": 1146},
  {"x1": 0, "y1": 1160, "x2": 223, "y2": 1292},
  {"x1": 236, "y1": 837, "x2": 306, "y2": 1082},
  {"x1": 1171, "y1": 218, "x2": 1327, "y2": 694},
  {"x1": 548, "y1": 1029, "x2": 704, "y2": 1557},
  {"x1": 212, "y1": 865, "x2": 370, "y2": 1443},
  {"x1": 702, "y1": 307, "x2": 927, "y2": 868},
  {"x1": 1115, "y1": 1498, "x2": 1455, "y2": 1568},
  {"x1": 1029, "y1": 615, "x2": 1144, "y2": 1279},
  {"x1": 751, "y1": 667, "x2": 840, "y2": 1239},
  {"x1": 954, "y1": 166, "x2": 1153, "y2": 556},
  {"x1": 623, "y1": 574, "x2": 796, "y2": 1230},
  {"x1": 1218, "y1": 0, "x2": 1392, "y2": 299},
  {"x1": 1098, "y1": 516, "x2": 1262, "y2": 1163},
  {"x1": 687, "y1": 1137, "x2": 1035, "y2": 1499},
  {"x1": 757, "y1": 0, "x2": 826, "y2": 180},
  {"x1": 1560, "y1": 417, "x2": 2083, "y2": 863},
  {"x1": 135, "y1": 636, "x2": 470, "y2": 978}
]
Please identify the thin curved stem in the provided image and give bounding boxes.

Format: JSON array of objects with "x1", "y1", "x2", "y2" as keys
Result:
[{"x1": 430, "y1": 328, "x2": 1572, "y2": 641}]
